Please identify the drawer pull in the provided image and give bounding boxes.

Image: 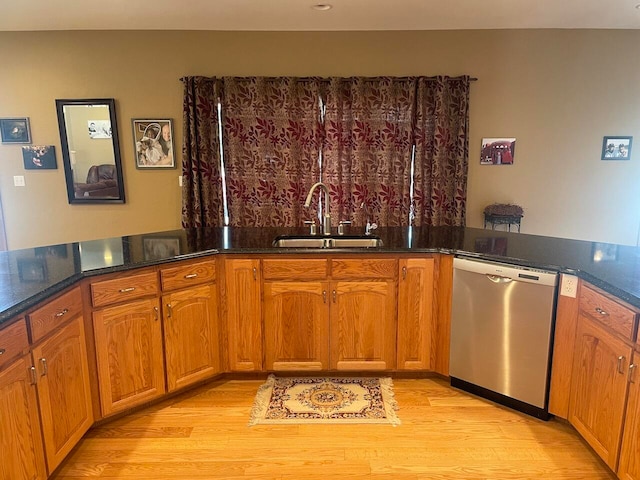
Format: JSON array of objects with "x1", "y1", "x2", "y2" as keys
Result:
[
  {"x1": 55, "y1": 308, "x2": 69, "y2": 318},
  {"x1": 40, "y1": 358, "x2": 48, "y2": 376},
  {"x1": 0, "y1": 348, "x2": 5, "y2": 355},
  {"x1": 184, "y1": 273, "x2": 198, "y2": 279},
  {"x1": 630, "y1": 364, "x2": 637, "y2": 384},
  {"x1": 595, "y1": 307, "x2": 609, "y2": 316},
  {"x1": 119, "y1": 287, "x2": 136, "y2": 293},
  {"x1": 402, "y1": 266, "x2": 407, "y2": 280},
  {"x1": 617, "y1": 356, "x2": 626, "y2": 375}
]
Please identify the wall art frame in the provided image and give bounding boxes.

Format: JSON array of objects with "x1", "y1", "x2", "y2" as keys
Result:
[
  {"x1": 0, "y1": 117, "x2": 31, "y2": 144},
  {"x1": 132, "y1": 118, "x2": 175, "y2": 169},
  {"x1": 601, "y1": 136, "x2": 632, "y2": 160}
]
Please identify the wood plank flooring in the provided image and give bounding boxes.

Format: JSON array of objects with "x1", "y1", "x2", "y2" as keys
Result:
[{"x1": 50, "y1": 377, "x2": 616, "y2": 479}]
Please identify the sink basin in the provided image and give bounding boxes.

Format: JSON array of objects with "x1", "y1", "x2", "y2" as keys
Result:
[{"x1": 273, "y1": 235, "x2": 383, "y2": 248}]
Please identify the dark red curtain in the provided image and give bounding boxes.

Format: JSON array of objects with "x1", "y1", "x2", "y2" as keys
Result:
[
  {"x1": 221, "y1": 77, "x2": 323, "y2": 227},
  {"x1": 413, "y1": 76, "x2": 471, "y2": 226},
  {"x1": 322, "y1": 77, "x2": 416, "y2": 227},
  {"x1": 180, "y1": 76, "x2": 224, "y2": 228}
]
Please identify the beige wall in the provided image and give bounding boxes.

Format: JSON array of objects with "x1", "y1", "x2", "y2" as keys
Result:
[{"x1": 0, "y1": 30, "x2": 639, "y2": 250}]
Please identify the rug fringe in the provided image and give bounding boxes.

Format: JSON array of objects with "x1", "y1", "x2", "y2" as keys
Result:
[
  {"x1": 379, "y1": 377, "x2": 401, "y2": 426},
  {"x1": 248, "y1": 374, "x2": 276, "y2": 426}
]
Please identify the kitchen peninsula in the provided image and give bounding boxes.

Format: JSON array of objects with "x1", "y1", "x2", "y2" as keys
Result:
[{"x1": 1, "y1": 225, "x2": 639, "y2": 479}]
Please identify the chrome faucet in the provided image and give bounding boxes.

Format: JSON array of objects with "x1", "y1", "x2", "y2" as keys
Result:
[
  {"x1": 304, "y1": 182, "x2": 331, "y2": 235},
  {"x1": 360, "y1": 202, "x2": 378, "y2": 236}
]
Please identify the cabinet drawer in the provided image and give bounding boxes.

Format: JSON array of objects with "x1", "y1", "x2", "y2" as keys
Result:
[
  {"x1": 579, "y1": 285, "x2": 638, "y2": 341},
  {"x1": 91, "y1": 272, "x2": 158, "y2": 308},
  {"x1": 160, "y1": 260, "x2": 216, "y2": 291},
  {"x1": 28, "y1": 287, "x2": 83, "y2": 343},
  {"x1": 331, "y1": 258, "x2": 397, "y2": 279},
  {"x1": 0, "y1": 319, "x2": 29, "y2": 370},
  {"x1": 263, "y1": 259, "x2": 328, "y2": 280}
]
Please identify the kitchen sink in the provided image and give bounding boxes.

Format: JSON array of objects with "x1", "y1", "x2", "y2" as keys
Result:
[{"x1": 273, "y1": 235, "x2": 383, "y2": 248}]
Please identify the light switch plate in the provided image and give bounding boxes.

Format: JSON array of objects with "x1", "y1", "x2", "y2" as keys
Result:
[
  {"x1": 13, "y1": 175, "x2": 25, "y2": 187},
  {"x1": 560, "y1": 273, "x2": 578, "y2": 298},
  {"x1": 178, "y1": 175, "x2": 183, "y2": 187}
]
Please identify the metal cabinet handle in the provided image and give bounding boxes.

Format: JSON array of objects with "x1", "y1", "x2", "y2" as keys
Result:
[
  {"x1": 166, "y1": 304, "x2": 172, "y2": 318},
  {"x1": 55, "y1": 308, "x2": 69, "y2": 318},
  {"x1": 0, "y1": 348, "x2": 5, "y2": 356},
  {"x1": 402, "y1": 266, "x2": 407, "y2": 280},
  {"x1": 617, "y1": 356, "x2": 626, "y2": 374},
  {"x1": 595, "y1": 307, "x2": 609, "y2": 316},
  {"x1": 630, "y1": 364, "x2": 637, "y2": 383},
  {"x1": 153, "y1": 306, "x2": 159, "y2": 321},
  {"x1": 119, "y1": 287, "x2": 135, "y2": 293},
  {"x1": 332, "y1": 290, "x2": 337, "y2": 303},
  {"x1": 253, "y1": 267, "x2": 257, "y2": 281},
  {"x1": 322, "y1": 290, "x2": 327, "y2": 303},
  {"x1": 29, "y1": 366, "x2": 37, "y2": 385},
  {"x1": 184, "y1": 273, "x2": 198, "y2": 279},
  {"x1": 40, "y1": 358, "x2": 48, "y2": 376}
]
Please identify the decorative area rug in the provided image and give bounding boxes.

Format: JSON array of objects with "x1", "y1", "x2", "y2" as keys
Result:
[{"x1": 249, "y1": 375, "x2": 400, "y2": 426}]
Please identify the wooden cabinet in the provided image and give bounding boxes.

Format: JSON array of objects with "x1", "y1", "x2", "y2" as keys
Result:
[
  {"x1": 30, "y1": 316, "x2": 93, "y2": 472},
  {"x1": 93, "y1": 296, "x2": 165, "y2": 416},
  {"x1": 225, "y1": 258, "x2": 262, "y2": 371},
  {"x1": 619, "y1": 352, "x2": 640, "y2": 480},
  {"x1": 0, "y1": 322, "x2": 46, "y2": 480},
  {"x1": 161, "y1": 260, "x2": 220, "y2": 392},
  {"x1": 569, "y1": 315, "x2": 632, "y2": 469},
  {"x1": 329, "y1": 258, "x2": 397, "y2": 371},
  {"x1": 397, "y1": 257, "x2": 435, "y2": 370}
]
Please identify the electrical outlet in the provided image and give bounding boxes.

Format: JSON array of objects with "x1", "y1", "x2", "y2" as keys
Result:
[{"x1": 560, "y1": 273, "x2": 578, "y2": 298}]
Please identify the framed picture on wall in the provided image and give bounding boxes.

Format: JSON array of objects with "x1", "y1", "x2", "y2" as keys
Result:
[
  {"x1": 0, "y1": 117, "x2": 31, "y2": 144},
  {"x1": 132, "y1": 119, "x2": 175, "y2": 169},
  {"x1": 480, "y1": 138, "x2": 516, "y2": 165},
  {"x1": 601, "y1": 136, "x2": 632, "y2": 160},
  {"x1": 21, "y1": 145, "x2": 57, "y2": 169}
]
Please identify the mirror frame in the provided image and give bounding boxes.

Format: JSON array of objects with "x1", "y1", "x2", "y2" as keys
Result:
[{"x1": 55, "y1": 98, "x2": 126, "y2": 204}]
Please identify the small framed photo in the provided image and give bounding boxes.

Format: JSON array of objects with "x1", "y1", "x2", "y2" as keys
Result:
[
  {"x1": 17, "y1": 257, "x2": 48, "y2": 282},
  {"x1": 22, "y1": 145, "x2": 57, "y2": 170},
  {"x1": 132, "y1": 119, "x2": 175, "y2": 169},
  {"x1": 480, "y1": 138, "x2": 516, "y2": 165},
  {"x1": 0, "y1": 117, "x2": 31, "y2": 144},
  {"x1": 602, "y1": 136, "x2": 632, "y2": 160},
  {"x1": 88, "y1": 120, "x2": 112, "y2": 139},
  {"x1": 592, "y1": 242, "x2": 619, "y2": 262},
  {"x1": 143, "y1": 236, "x2": 181, "y2": 261}
]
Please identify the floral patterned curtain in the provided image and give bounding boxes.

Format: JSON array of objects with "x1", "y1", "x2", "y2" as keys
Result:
[
  {"x1": 322, "y1": 77, "x2": 416, "y2": 227},
  {"x1": 412, "y1": 76, "x2": 471, "y2": 226},
  {"x1": 221, "y1": 77, "x2": 323, "y2": 227},
  {"x1": 180, "y1": 76, "x2": 224, "y2": 228}
]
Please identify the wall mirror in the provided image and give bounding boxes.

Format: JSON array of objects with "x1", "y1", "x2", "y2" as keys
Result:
[{"x1": 55, "y1": 98, "x2": 125, "y2": 204}]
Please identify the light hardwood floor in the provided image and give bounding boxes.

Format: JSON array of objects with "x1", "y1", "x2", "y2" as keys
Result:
[{"x1": 51, "y1": 377, "x2": 616, "y2": 479}]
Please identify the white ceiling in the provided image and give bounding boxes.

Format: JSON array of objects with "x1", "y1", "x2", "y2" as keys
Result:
[{"x1": 1, "y1": 0, "x2": 640, "y2": 31}]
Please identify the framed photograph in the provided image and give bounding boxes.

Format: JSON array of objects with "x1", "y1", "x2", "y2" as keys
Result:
[
  {"x1": 132, "y1": 119, "x2": 175, "y2": 169},
  {"x1": 88, "y1": 120, "x2": 112, "y2": 139},
  {"x1": 22, "y1": 145, "x2": 57, "y2": 170},
  {"x1": 0, "y1": 117, "x2": 31, "y2": 144},
  {"x1": 143, "y1": 236, "x2": 181, "y2": 261},
  {"x1": 17, "y1": 257, "x2": 48, "y2": 282},
  {"x1": 601, "y1": 136, "x2": 632, "y2": 160},
  {"x1": 480, "y1": 138, "x2": 516, "y2": 165},
  {"x1": 592, "y1": 242, "x2": 619, "y2": 262}
]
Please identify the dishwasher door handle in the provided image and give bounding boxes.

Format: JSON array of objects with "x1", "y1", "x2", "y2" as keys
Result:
[{"x1": 486, "y1": 274, "x2": 513, "y2": 283}]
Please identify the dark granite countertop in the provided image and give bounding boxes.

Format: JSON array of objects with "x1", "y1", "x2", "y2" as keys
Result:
[{"x1": 1, "y1": 226, "x2": 639, "y2": 325}]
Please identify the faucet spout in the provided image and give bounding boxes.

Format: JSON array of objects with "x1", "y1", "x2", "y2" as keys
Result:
[{"x1": 304, "y1": 182, "x2": 332, "y2": 235}]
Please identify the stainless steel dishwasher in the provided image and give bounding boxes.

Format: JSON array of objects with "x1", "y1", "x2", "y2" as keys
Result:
[{"x1": 449, "y1": 257, "x2": 558, "y2": 419}]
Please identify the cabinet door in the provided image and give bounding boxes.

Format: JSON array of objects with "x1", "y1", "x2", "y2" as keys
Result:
[
  {"x1": 0, "y1": 356, "x2": 47, "y2": 480},
  {"x1": 397, "y1": 257, "x2": 434, "y2": 370},
  {"x1": 330, "y1": 280, "x2": 396, "y2": 371},
  {"x1": 225, "y1": 259, "x2": 262, "y2": 371},
  {"x1": 568, "y1": 315, "x2": 632, "y2": 469},
  {"x1": 264, "y1": 281, "x2": 329, "y2": 371},
  {"x1": 163, "y1": 284, "x2": 220, "y2": 392},
  {"x1": 93, "y1": 298, "x2": 165, "y2": 416},
  {"x1": 618, "y1": 354, "x2": 640, "y2": 480},
  {"x1": 31, "y1": 316, "x2": 93, "y2": 473}
]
